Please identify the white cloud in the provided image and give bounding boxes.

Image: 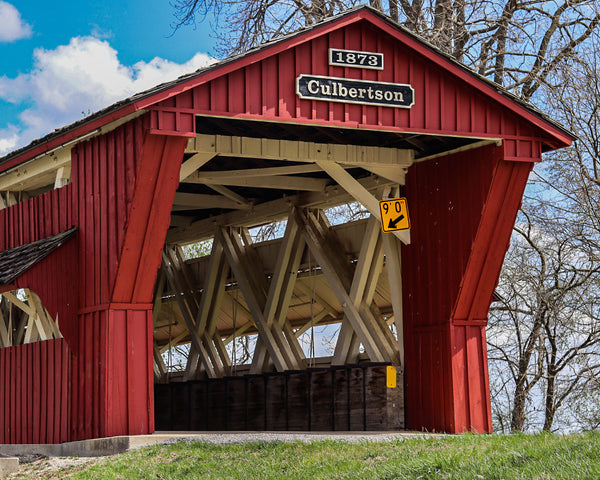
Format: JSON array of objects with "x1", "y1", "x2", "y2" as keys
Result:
[
  {"x1": 0, "y1": 127, "x2": 18, "y2": 153},
  {"x1": 0, "y1": 36, "x2": 216, "y2": 155},
  {"x1": 0, "y1": 2, "x2": 32, "y2": 42}
]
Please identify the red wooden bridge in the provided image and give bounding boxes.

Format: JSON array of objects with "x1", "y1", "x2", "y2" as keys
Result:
[{"x1": 0, "y1": 6, "x2": 572, "y2": 443}]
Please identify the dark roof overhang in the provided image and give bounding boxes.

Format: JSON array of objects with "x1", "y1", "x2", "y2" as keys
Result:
[{"x1": 0, "y1": 228, "x2": 77, "y2": 287}]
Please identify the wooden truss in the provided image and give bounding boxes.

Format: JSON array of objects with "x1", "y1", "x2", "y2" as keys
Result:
[
  {"x1": 168, "y1": 133, "x2": 414, "y2": 245},
  {"x1": 154, "y1": 207, "x2": 406, "y2": 379},
  {"x1": 0, "y1": 289, "x2": 62, "y2": 347}
]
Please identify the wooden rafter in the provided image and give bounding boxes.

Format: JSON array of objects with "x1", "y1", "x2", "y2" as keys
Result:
[
  {"x1": 183, "y1": 171, "x2": 329, "y2": 192},
  {"x1": 167, "y1": 175, "x2": 394, "y2": 244},
  {"x1": 316, "y1": 160, "x2": 410, "y2": 245},
  {"x1": 172, "y1": 192, "x2": 251, "y2": 210},
  {"x1": 187, "y1": 134, "x2": 414, "y2": 168}
]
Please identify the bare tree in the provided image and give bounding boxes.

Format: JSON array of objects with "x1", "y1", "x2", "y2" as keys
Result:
[
  {"x1": 488, "y1": 41, "x2": 600, "y2": 432},
  {"x1": 171, "y1": 0, "x2": 600, "y2": 100}
]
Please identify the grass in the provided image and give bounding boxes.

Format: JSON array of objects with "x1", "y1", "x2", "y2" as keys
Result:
[{"x1": 11, "y1": 432, "x2": 600, "y2": 479}]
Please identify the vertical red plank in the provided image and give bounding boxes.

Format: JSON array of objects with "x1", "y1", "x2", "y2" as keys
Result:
[
  {"x1": 106, "y1": 309, "x2": 128, "y2": 437},
  {"x1": 278, "y1": 49, "x2": 295, "y2": 119},
  {"x1": 32, "y1": 342, "x2": 41, "y2": 443},
  {"x1": 126, "y1": 310, "x2": 151, "y2": 434}
]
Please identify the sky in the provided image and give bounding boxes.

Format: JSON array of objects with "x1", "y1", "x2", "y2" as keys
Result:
[{"x1": 0, "y1": 1, "x2": 219, "y2": 156}]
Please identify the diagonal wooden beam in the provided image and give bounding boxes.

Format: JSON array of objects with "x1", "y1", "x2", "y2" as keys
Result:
[
  {"x1": 0, "y1": 308, "x2": 10, "y2": 347},
  {"x1": 251, "y1": 213, "x2": 306, "y2": 372},
  {"x1": 207, "y1": 184, "x2": 252, "y2": 208},
  {"x1": 218, "y1": 227, "x2": 292, "y2": 372},
  {"x1": 179, "y1": 152, "x2": 216, "y2": 181},
  {"x1": 167, "y1": 175, "x2": 393, "y2": 244},
  {"x1": 316, "y1": 160, "x2": 410, "y2": 245},
  {"x1": 161, "y1": 249, "x2": 218, "y2": 378},
  {"x1": 332, "y1": 215, "x2": 382, "y2": 365},
  {"x1": 295, "y1": 208, "x2": 389, "y2": 363},
  {"x1": 173, "y1": 192, "x2": 252, "y2": 210},
  {"x1": 189, "y1": 164, "x2": 324, "y2": 178}
]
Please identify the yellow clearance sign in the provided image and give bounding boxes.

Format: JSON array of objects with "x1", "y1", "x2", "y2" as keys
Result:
[{"x1": 379, "y1": 197, "x2": 411, "y2": 233}]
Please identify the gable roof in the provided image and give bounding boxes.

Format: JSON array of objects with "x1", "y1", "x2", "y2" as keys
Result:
[{"x1": 0, "y1": 6, "x2": 574, "y2": 172}]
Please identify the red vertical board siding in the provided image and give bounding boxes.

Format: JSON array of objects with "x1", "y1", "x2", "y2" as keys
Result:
[
  {"x1": 112, "y1": 134, "x2": 187, "y2": 303},
  {"x1": 403, "y1": 144, "x2": 500, "y2": 433},
  {"x1": 103, "y1": 308, "x2": 154, "y2": 438},
  {"x1": 72, "y1": 117, "x2": 146, "y2": 308},
  {"x1": 163, "y1": 19, "x2": 558, "y2": 149},
  {"x1": 0, "y1": 340, "x2": 70, "y2": 444},
  {"x1": 0, "y1": 184, "x2": 73, "y2": 250}
]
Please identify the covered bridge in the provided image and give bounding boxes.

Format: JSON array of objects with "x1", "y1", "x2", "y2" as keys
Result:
[{"x1": 0, "y1": 6, "x2": 572, "y2": 443}]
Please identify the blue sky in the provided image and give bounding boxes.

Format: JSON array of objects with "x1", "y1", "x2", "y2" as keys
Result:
[{"x1": 0, "y1": 1, "x2": 218, "y2": 155}]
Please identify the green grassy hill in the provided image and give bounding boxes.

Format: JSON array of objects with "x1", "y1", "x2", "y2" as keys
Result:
[{"x1": 11, "y1": 432, "x2": 600, "y2": 479}]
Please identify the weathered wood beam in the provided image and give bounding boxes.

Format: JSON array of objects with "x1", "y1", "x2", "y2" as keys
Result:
[
  {"x1": 0, "y1": 148, "x2": 71, "y2": 191},
  {"x1": 316, "y1": 160, "x2": 410, "y2": 245},
  {"x1": 53, "y1": 166, "x2": 70, "y2": 189},
  {"x1": 218, "y1": 227, "x2": 293, "y2": 372},
  {"x1": 187, "y1": 134, "x2": 414, "y2": 167},
  {"x1": 360, "y1": 165, "x2": 406, "y2": 185},
  {"x1": 179, "y1": 152, "x2": 216, "y2": 181},
  {"x1": 293, "y1": 310, "x2": 331, "y2": 338},
  {"x1": 0, "y1": 308, "x2": 10, "y2": 347},
  {"x1": 207, "y1": 184, "x2": 252, "y2": 207},
  {"x1": 184, "y1": 172, "x2": 329, "y2": 192},
  {"x1": 173, "y1": 192, "x2": 251, "y2": 210},
  {"x1": 167, "y1": 175, "x2": 393, "y2": 244},
  {"x1": 383, "y1": 230, "x2": 405, "y2": 369},
  {"x1": 295, "y1": 208, "x2": 389, "y2": 363},
  {"x1": 161, "y1": 249, "x2": 218, "y2": 378},
  {"x1": 191, "y1": 164, "x2": 324, "y2": 178},
  {"x1": 251, "y1": 214, "x2": 306, "y2": 372},
  {"x1": 333, "y1": 215, "x2": 382, "y2": 365},
  {"x1": 153, "y1": 341, "x2": 167, "y2": 382}
]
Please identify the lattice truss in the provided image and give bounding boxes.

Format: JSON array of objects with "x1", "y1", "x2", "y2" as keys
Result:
[
  {"x1": 152, "y1": 133, "x2": 429, "y2": 381},
  {"x1": 0, "y1": 289, "x2": 62, "y2": 348}
]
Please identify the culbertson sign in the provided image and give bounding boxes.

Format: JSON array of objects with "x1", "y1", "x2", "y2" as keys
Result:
[
  {"x1": 295, "y1": 48, "x2": 414, "y2": 108},
  {"x1": 296, "y1": 75, "x2": 414, "y2": 108}
]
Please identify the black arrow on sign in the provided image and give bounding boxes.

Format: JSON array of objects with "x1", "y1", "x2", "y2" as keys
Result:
[{"x1": 388, "y1": 214, "x2": 404, "y2": 229}]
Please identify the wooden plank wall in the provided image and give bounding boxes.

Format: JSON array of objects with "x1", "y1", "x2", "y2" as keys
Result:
[
  {"x1": 0, "y1": 183, "x2": 73, "y2": 251},
  {"x1": 0, "y1": 115, "x2": 186, "y2": 443},
  {"x1": 402, "y1": 144, "x2": 532, "y2": 433},
  {"x1": 155, "y1": 365, "x2": 404, "y2": 432},
  {"x1": 0, "y1": 339, "x2": 70, "y2": 444},
  {"x1": 152, "y1": 20, "x2": 547, "y2": 162}
]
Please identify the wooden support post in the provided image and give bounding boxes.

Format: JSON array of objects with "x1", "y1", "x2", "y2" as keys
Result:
[
  {"x1": 333, "y1": 215, "x2": 383, "y2": 364},
  {"x1": 382, "y1": 230, "x2": 405, "y2": 369},
  {"x1": 153, "y1": 341, "x2": 167, "y2": 382}
]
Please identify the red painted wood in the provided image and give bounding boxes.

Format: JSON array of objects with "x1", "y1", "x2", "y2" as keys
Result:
[
  {"x1": 111, "y1": 134, "x2": 187, "y2": 303},
  {"x1": 0, "y1": 8, "x2": 572, "y2": 443},
  {"x1": 0, "y1": 340, "x2": 70, "y2": 444},
  {"x1": 403, "y1": 144, "x2": 503, "y2": 433}
]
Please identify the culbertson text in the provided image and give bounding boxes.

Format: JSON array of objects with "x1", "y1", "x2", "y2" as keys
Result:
[{"x1": 296, "y1": 74, "x2": 414, "y2": 108}]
